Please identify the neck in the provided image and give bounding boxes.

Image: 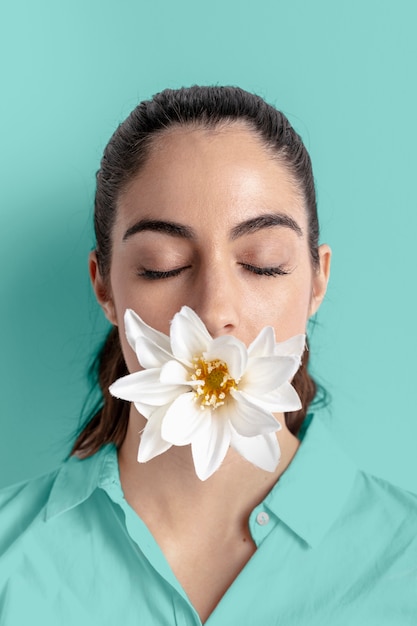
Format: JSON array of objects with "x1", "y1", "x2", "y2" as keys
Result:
[{"x1": 118, "y1": 405, "x2": 300, "y2": 535}]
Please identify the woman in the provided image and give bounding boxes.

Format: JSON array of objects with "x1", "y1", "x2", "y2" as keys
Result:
[{"x1": 1, "y1": 86, "x2": 416, "y2": 625}]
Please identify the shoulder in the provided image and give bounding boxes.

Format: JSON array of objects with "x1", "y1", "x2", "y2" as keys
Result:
[
  {"x1": 301, "y1": 414, "x2": 417, "y2": 524},
  {"x1": 352, "y1": 469, "x2": 417, "y2": 517},
  {"x1": 0, "y1": 470, "x2": 58, "y2": 540},
  {"x1": 338, "y1": 468, "x2": 417, "y2": 564},
  {"x1": 0, "y1": 470, "x2": 59, "y2": 557},
  {"x1": 0, "y1": 447, "x2": 121, "y2": 622},
  {"x1": 0, "y1": 468, "x2": 60, "y2": 593},
  {"x1": 0, "y1": 446, "x2": 114, "y2": 565}
]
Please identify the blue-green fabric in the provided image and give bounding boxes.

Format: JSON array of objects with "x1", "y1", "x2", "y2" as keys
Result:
[{"x1": 1, "y1": 417, "x2": 416, "y2": 625}]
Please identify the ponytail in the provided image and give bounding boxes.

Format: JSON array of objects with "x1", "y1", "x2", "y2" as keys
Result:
[
  {"x1": 72, "y1": 327, "x2": 129, "y2": 457},
  {"x1": 285, "y1": 342, "x2": 318, "y2": 435}
]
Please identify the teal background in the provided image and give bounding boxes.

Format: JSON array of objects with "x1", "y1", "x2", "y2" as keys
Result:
[{"x1": 1, "y1": 0, "x2": 416, "y2": 490}]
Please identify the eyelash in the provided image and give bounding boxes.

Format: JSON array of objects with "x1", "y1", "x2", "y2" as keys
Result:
[
  {"x1": 239, "y1": 263, "x2": 290, "y2": 277},
  {"x1": 138, "y1": 264, "x2": 290, "y2": 280},
  {"x1": 138, "y1": 267, "x2": 191, "y2": 280}
]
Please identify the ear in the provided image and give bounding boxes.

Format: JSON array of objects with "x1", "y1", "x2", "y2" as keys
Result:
[
  {"x1": 89, "y1": 251, "x2": 118, "y2": 325},
  {"x1": 309, "y1": 244, "x2": 332, "y2": 317}
]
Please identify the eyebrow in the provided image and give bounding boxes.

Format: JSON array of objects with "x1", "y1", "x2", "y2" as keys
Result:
[
  {"x1": 230, "y1": 213, "x2": 303, "y2": 239},
  {"x1": 123, "y1": 219, "x2": 194, "y2": 241},
  {"x1": 122, "y1": 212, "x2": 303, "y2": 242}
]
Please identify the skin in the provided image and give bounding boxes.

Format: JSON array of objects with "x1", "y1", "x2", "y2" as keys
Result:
[{"x1": 90, "y1": 123, "x2": 331, "y2": 622}]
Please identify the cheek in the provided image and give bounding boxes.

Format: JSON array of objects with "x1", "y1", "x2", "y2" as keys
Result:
[
  {"x1": 110, "y1": 280, "x2": 181, "y2": 375},
  {"x1": 107, "y1": 272, "x2": 143, "y2": 374},
  {"x1": 255, "y1": 279, "x2": 312, "y2": 342},
  {"x1": 110, "y1": 268, "x2": 183, "y2": 334}
]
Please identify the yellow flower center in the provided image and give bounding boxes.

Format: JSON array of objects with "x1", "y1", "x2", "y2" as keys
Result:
[{"x1": 191, "y1": 358, "x2": 238, "y2": 410}]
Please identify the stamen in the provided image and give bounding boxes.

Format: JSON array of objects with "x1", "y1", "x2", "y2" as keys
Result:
[{"x1": 191, "y1": 357, "x2": 238, "y2": 409}]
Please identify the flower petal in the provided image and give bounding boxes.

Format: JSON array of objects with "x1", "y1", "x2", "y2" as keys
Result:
[
  {"x1": 134, "y1": 336, "x2": 174, "y2": 369},
  {"x1": 169, "y1": 306, "x2": 212, "y2": 364},
  {"x1": 228, "y1": 390, "x2": 280, "y2": 436},
  {"x1": 160, "y1": 360, "x2": 192, "y2": 386},
  {"x1": 138, "y1": 405, "x2": 172, "y2": 462},
  {"x1": 274, "y1": 334, "x2": 305, "y2": 357},
  {"x1": 191, "y1": 417, "x2": 231, "y2": 480},
  {"x1": 242, "y1": 355, "x2": 301, "y2": 396},
  {"x1": 230, "y1": 430, "x2": 281, "y2": 472},
  {"x1": 161, "y1": 392, "x2": 210, "y2": 445},
  {"x1": 243, "y1": 382, "x2": 302, "y2": 413},
  {"x1": 133, "y1": 401, "x2": 154, "y2": 419},
  {"x1": 109, "y1": 369, "x2": 181, "y2": 405},
  {"x1": 124, "y1": 308, "x2": 171, "y2": 353},
  {"x1": 247, "y1": 326, "x2": 276, "y2": 357},
  {"x1": 204, "y1": 335, "x2": 247, "y2": 380}
]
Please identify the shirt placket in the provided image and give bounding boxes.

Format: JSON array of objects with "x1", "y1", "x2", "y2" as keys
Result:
[{"x1": 102, "y1": 479, "x2": 202, "y2": 625}]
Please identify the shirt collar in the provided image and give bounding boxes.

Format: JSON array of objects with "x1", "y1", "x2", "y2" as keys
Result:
[
  {"x1": 264, "y1": 414, "x2": 358, "y2": 548},
  {"x1": 44, "y1": 444, "x2": 116, "y2": 521},
  {"x1": 45, "y1": 416, "x2": 358, "y2": 546}
]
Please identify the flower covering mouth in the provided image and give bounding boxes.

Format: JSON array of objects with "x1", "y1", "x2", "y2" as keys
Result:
[{"x1": 109, "y1": 307, "x2": 305, "y2": 481}]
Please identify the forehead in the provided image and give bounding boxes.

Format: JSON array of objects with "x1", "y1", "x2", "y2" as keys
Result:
[{"x1": 116, "y1": 124, "x2": 307, "y2": 234}]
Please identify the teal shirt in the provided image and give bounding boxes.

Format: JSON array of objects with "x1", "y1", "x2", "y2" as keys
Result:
[{"x1": 1, "y1": 416, "x2": 416, "y2": 625}]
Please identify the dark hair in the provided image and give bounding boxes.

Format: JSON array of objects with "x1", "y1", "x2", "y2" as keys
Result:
[{"x1": 72, "y1": 85, "x2": 324, "y2": 457}]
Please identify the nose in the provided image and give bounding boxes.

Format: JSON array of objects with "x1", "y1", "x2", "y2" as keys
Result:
[{"x1": 190, "y1": 260, "x2": 241, "y2": 338}]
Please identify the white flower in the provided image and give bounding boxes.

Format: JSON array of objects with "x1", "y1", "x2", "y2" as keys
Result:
[{"x1": 109, "y1": 307, "x2": 305, "y2": 481}]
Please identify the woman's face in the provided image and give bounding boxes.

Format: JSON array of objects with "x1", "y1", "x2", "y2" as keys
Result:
[{"x1": 92, "y1": 124, "x2": 331, "y2": 374}]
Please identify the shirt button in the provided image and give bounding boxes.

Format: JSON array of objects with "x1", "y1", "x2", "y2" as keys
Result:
[{"x1": 256, "y1": 511, "x2": 270, "y2": 526}]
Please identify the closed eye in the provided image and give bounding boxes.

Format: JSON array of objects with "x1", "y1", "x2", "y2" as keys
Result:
[
  {"x1": 138, "y1": 266, "x2": 192, "y2": 280},
  {"x1": 239, "y1": 263, "x2": 291, "y2": 276},
  {"x1": 138, "y1": 263, "x2": 290, "y2": 280}
]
